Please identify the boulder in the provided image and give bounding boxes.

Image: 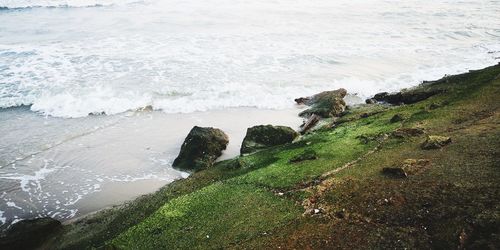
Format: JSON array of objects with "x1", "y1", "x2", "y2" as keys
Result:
[
  {"x1": 0, "y1": 217, "x2": 62, "y2": 249},
  {"x1": 421, "y1": 135, "x2": 452, "y2": 150},
  {"x1": 241, "y1": 125, "x2": 299, "y2": 154},
  {"x1": 172, "y1": 126, "x2": 229, "y2": 171},
  {"x1": 372, "y1": 87, "x2": 443, "y2": 105},
  {"x1": 296, "y1": 88, "x2": 347, "y2": 118},
  {"x1": 365, "y1": 98, "x2": 377, "y2": 104}
]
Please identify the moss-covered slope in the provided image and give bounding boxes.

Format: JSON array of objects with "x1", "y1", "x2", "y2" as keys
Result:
[{"x1": 50, "y1": 64, "x2": 500, "y2": 249}]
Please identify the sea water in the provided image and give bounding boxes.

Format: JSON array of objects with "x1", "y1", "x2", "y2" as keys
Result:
[{"x1": 0, "y1": 0, "x2": 499, "y2": 228}]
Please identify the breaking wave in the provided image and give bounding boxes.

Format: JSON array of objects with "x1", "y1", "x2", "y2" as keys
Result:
[{"x1": 0, "y1": 0, "x2": 499, "y2": 118}]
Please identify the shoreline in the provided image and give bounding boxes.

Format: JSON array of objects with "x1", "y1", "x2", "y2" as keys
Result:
[
  {"x1": 1, "y1": 63, "x2": 499, "y2": 249},
  {"x1": 0, "y1": 106, "x2": 305, "y2": 228}
]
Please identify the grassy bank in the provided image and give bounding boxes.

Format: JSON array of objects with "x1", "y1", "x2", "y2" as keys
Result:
[{"x1": 50, "y1": 64, "x2": 499, "y2": 249}]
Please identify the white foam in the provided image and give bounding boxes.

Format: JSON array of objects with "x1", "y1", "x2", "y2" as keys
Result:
[
  {"x1": 0, "y1": 162, "x2": 59, "y2": 193},
  {"x1": 6, "y1": 201, "x2": 22, "y2": 210},
  {"x1": 0, "y1": 210, "x2": 6, "y2": 224},
  {"x1": 0, "y1": 0, "x2": 498, "y2": 118},
  {"x1": 0, "y1": 0, "x2": 144, "y2": 8}
]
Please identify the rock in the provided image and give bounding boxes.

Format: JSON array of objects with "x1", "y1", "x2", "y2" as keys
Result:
[
  {"x1": 289, "y1": 149, "x2": 318, "y2": 163},
  {"x1": 294, "y1": 97, "x2": 311, "y2": 105},
  {"x1": 299, "y1": 114, "x2": 320, "y2": 134},
  {"x1": 382, "y1": 167, "x2": 408, "y2": 178},
  {"x1": 297, "y1": 88, "x2": 347, "y2": 118},
  {"x1": 88, "y1": 111, "x2": 106, "y2": 116},
  {"x1": 390, "y1": 114, "x2": 405, "y2": 123},
  {"x1": 0, "y1": 217, "x2": 62, "y2": 249},
  {"x1": 373, "y1": 92, "x2": 389, "y2": 101},
  {"x1": 372, "y1": 87, "x2": 443, "y2": 105},
  {"x1": 365, "y1": 98, "x2": 377, "y2": 104},
  {"x1": 421, "y1": 135, "x2": 452, "y2": 150},
  {"x1": 172, "y1": 126, "x2": 229, "y2": 171},
  {"x1": 391, "y1": 127, "x2": 425, "y2": 138},
  {"x1": 241, "y1": 125, "x2": 299, "y2": 154}
]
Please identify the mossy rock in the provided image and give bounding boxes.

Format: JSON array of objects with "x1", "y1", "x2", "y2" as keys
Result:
[
  {"x1": 173, "y1": 126, "x2": 229, "y2": 171},
  {"x1": 297, "y1": 88, "x2": 347, "y2": 118},
  {"x1": 421, "y1": 135, "x2": 452, "y2": 150},
  {"x1": 241, "y1": 125, "x2": 299, "y2": 154},
  {"x1": 373, "y1": 86, "x2": 444, "y2": 105},
  {"x1": 0, "y1": 217, "x2": 62, "y2": 249}
]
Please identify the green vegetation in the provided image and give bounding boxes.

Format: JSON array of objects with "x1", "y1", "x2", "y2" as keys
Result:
[{"x1": 47, "y1": 64, "x2": 500, "y2": 249}]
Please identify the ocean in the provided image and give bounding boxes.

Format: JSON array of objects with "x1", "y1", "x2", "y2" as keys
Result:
[{"x1": 0, "y1": 0, "x2": 499, "y2": 228}]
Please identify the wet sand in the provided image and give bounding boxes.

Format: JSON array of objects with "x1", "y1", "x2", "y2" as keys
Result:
[{"x1": 0, "y1": 106, "x2": 304, "y2": 227}]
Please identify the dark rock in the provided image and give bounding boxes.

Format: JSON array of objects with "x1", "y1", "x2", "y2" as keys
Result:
[
  {"x1": 289, "y1": 149, "x2": 318, "y2": 163},
  {"x1": 373, "y1": 92, "x2": 389, "y2": 101},
  {"x1": 382, "y1": 167, "x2": 408, "y2": 178},
  {"x1": 365, "y1": 98, "x2": 377, "y2": 104},
  {"x1": 241, "y1": 125, "x2": 299, "y2": 154},
  {"x1": 294, "y1": 97, "x2": 311, "y2": 105},
  {"x1": 300, "y1": 114, "x2": 320, "y2": 134},
  {"x1": 0, "y1": 217, "x2": 62, "y2": 249},
  {"x1": 372, "y1": 87, "x2": 443, "y2": 105},
  {"x1": 297, "y1": 88, "x2": 347, "y2": 118},
  {"x1": 172, "y1": 126, "x2": 229, "y2": 171},
  {"x1": 88, "y1": 111, "x2": 106, "y2": 116},
  {"x1": 391, "y1": 127, "x2": 425, "y2": 138},
  {"x1": 421, "y1": 135, "x2": 452, "y2": 150},
  {"x1": 390, "y1": 114, "x2": 405, "y2": 123}
]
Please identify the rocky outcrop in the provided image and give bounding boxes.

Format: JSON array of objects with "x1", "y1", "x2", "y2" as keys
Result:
[
  {"x1": 173, "y1": 126, "x2": 229, "y2": 171},
  {"x1": 241, "y1": 125, "x2": 299, "y2": 154},
  {"x1": 421, "y1": 135, "x2": 452, "y2": 149},
  {"x1": 372, "y1": 86, "x2": 444, "y2": 105},
  {"x1": 0, "y1": 217, "x2": 62, "y2": 249},
  {"x1": 296, "y1": 88, "x2": 347, "y2": 118}
]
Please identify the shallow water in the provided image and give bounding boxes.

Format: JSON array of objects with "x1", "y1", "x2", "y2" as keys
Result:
[
  {"x1": 0, "y1": 107, "x2": 302, "y2": 228},
  {"x1": 0, "y1": 0, "x2": 499, "y2": 228}
]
